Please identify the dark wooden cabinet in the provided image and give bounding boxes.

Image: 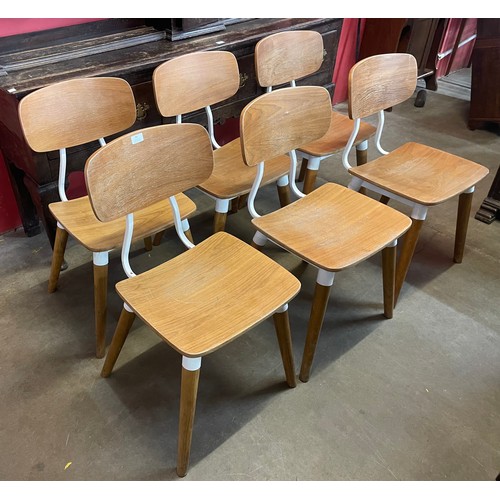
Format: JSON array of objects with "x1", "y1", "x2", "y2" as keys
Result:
[
  {"x1": 469, "y1": 19, "x2": 500, "y2": 223},
  {"x1": 468, "y1": 19, "x2": 500, "y2": 131},
  {"x1": 0, "y1": 18, "x2": 342, "y2": 247},
  {"x1": 359, "y1": 18, "x2": 440, "y2": 90}
]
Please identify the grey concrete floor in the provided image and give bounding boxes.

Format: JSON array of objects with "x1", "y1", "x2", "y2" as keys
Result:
[{"x1": 0, "y1": 84, "x2": 499, "y2": 486}]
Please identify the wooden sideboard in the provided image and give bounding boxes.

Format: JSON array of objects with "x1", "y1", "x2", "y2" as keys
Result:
[
  {"x1": 469, "y1": 19, "x2": 500, "y2": 223},
  {"x1": 0, "y1": 18, "x2": 342, "y2": 247}
]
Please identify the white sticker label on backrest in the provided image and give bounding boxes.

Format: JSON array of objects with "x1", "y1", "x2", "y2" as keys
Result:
[{"x1": 131, "y1": 133, "x2": 144, "y2": 144}]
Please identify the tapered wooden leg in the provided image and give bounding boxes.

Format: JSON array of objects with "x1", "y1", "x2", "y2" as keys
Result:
[
  {"x1": 277, "y1": 183, "x2": 291, "y2": 207},
  {"x1": 454, "y1": 190, "x2": 474, "y2": 263},
  {"x1": 101, "y1": 306, "x2": 136, "y2": 377},
  {"x1": 48, "y1": 226, "x2": 69, "y2": 293},
  {"x1": 273, "y1": 306, "x2": 297, "y2": 388},
  {"x1": 213, "y1": 212, "x2": 227, "y2": 233},
  {"x1": 144, "y1": 236, "x2": 153, "y2": 252},
  {"x1": 382, "y1": 243, "x2": 397, "y2": 319},
  {"x1": 214, "y1": 198, "x2": 230, "y2": 233},
  {"x1": 303, "y1": 169, "x2": 318, "y2": 195},
  {"x1": 177, "y1": 360, "x2": 201, "y2": 478},
  {"x1": 184, "y1": 228, "x2": 194, "y2": 245},
  {"x1": 93, "y1": 258, "x2": 109, "y2": 359},
  {"x1": 299, "y1": 273, "x2": 333, "y2": 383},
  {"x1": 394, "y1": 218, "x2": 424, "y2": 305},
  {"x1": 356, "y1": 146, "x2": 368, "y2": 165},
  {"x1": 359, "y1": 187, "x2": 367, "y2": 196},
  {"x1": 298, "y1": 158, "x2": 308, "y2": 182},
  {"x1": 153, "y1": 231, "x2": 165, "y2": 246}
]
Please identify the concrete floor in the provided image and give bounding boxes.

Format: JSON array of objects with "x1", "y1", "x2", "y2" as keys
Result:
[{"x1": 0, "y1": 82, "x2": 499, "y2": 484}]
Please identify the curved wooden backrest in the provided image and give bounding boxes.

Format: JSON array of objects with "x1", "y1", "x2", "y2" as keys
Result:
[
  {"x1": 85, "y1": 123, "x2": 213, "y2": 222},
  {"x1": 255, "y1": 30, "x2": 324, "y2": 87},
  {"x1": 18, "y1": 77, "x2": 137, "y2": 152},
  {"x1": 240, "y1": 86, "x2": 332, "y2": 167},
  {"x1": 348, "y1": 53, "x2": 417, "y2": 120},
  {"x1": 153, "y1": 51, "x2": 240, "y2": 117}
]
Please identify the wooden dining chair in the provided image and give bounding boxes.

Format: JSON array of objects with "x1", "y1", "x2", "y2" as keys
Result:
[
  {"x1": 152, "y1": 50, "x2": 291, "y2": 234},
  {"x1": 18, "y1": 77, "x2": 196, "y2": 358},
  {"x1": 254, "y1": 29, "x2": 376, "y2": 194},
  {"x1": 342, "y1": 53, "x2": 490, "y2": 305},
  {"x1": 240, "y1": 86, "x2": 412, "y2": 382},
  {"x1": 88, "y1": 123, "x2": 300, "y2": 477}
]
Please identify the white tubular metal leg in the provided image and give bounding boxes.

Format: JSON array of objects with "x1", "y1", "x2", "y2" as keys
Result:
[
  {"x1": 121, "y1": 213, "x2": 136, "y2": 278},
  {"x1": 57, "y1": 149, "x2": 68, "y2": 202},
  {"x1": 289, "y1": 150, "x2": 306, "y2": 199},
  {"x1": 342, "y1": 118, "x2": 361, "y2": 170},
  {"x1": 248, "y1": 162, "x2": 265, "y2": 218},
  {"x1": 205, "y1": 105, "x2": 221, "y2": 149},
  {"x1": 374, "y1": 110, "x2": 389, "y2": 155},
  {"x1": 169, "y1": 196, "x2": 195, "y2": 250}
]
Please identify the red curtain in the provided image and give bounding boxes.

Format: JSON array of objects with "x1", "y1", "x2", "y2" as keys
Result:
[{"x1": 332, "y1": 19, "x2": 366, "y2": 104}]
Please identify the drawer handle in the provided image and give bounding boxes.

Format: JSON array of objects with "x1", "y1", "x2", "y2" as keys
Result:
[
  {"x1": 136, "y1": 102, "x2": 150, "y2": 121},
  {"x1": 239, "y1": 72, "x2": 249, "y2": 88}
]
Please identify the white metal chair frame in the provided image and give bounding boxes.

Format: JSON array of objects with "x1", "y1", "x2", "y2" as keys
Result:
[
  {"x1": 341, "y1": 53, "x2": 488, "y2": 305},
  {"x1": 154, "y1": 51, "x2": 290, "y2": 230}
]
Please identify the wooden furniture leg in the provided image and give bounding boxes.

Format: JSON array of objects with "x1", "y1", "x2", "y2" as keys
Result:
[
  {"x1": 277, "y1": 183, "x2": 291, "y2": 207},
  {"x1": 93, "y1": 256, "x2": 109, "y2": 359},
  {"x1": 299, "y1": 271, "x2": 334, "y2": 383},
  {"x1": 48, "y1": 225, "x2": 69, "y2": 293},
  {"x1": 144, "y1": 236, "x2": 153, "y2": 252},
  {"x1": 273, "y1": 306, "x2": 297, "y2": 388},
  {"x1": 298, "y1": 157, "x2": 308, "y2": 182},
  {"x1": 382, "y1": 243, "x2": 397, "y2": 319},
  {"x1": 153, "y1": 230, "x2": 165, "y2": 246},
  {"x1": 454, "y1": 190, "x2": 474, "y2": 263},
  {"x1": 394, "y1": 218, "x2": 424, "y2": 305},
  {"x1": 177, "y1": 360, "x2": 201, "y2": 477},
  {"x1": 213, "y1": 212, "x2": 227, "y2": 233},
  {"x1": 101, "y1": 306, "x2": 136, "y2": 377}
]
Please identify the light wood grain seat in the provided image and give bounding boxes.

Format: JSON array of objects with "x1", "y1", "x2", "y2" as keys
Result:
[
  {"x1": 343, "y1": 53, "x2": 489, "y2": 304},
  {"x1": 152, "y1": 50, "x2": 292, "y2": 234},
  {"x1": 90, "y1": 123, "x2": 300, "y2": 477},
  {"x1": 197, "y1": 137, "x2": 290, "y2": 200},
  {"x1": 253, "y1": 183, "x2": 411, "y2": 272},
  {"x1": 50, "y1": 194, "x2": 195, "y2": 252},
  {"x1": 240, "y1": 85, "x2": 412, "y2": 383},
  {"x1": 18, "y1": 77, "x2": 197, "y2": 358},
  {"x1": 254, "y1": 29, "x2": 376, "y2": 194},
  {"x1": 349, "y1": 141, "x2": 488, "y2": 205}
]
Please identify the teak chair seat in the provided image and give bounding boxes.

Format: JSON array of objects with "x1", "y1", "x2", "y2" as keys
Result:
[
  {"x1": 198, "y1": 137, "x2": 289, "y2": 200},
  {"x1": 89, "y1": 123, "x2": 300, "y2": 477},
  {"x1": 49, "y1": 194, "x2": 194, "y2": 252},
  {"x1": 254, "y1": 30, "x2": 376, "y2": 194},
  {"x1": 343, "y1": 53, "x2": 489, "y2": 304},
  {"x1": 152, "y1": 50, "x2": 292, "y2": 234},
  {"x1": 240, "y1": 86, "x2": 412, "y2": 383},
  {"x1": 18, "y1": 77, "x2": 196, "y2": 358}
]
